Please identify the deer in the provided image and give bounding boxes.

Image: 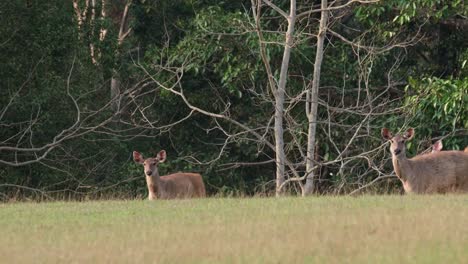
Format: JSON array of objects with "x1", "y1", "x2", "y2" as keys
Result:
[
  {"x1": 133, "y1": 150, "x2": 206, "y2": 200},
  {"x1": 381, "y1": 128, "x2": 468, "y2": 194},
  {"x1": 430, "y1": 140, "x2": 468, "y2": 153}
]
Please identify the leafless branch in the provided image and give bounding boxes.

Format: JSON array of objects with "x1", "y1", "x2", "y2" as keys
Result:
[
  {"x1": 262, "y1": 0, "x2": 289, "y2": 19},
  {"x1": 297, "y1": 0, "x2": 379, "y2": 19}
]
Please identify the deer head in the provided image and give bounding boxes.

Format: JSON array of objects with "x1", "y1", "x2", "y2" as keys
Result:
[
  {"x1": 133, "y1": 150, "x2": 167, "y2": 177},
  {"x1": 381, "y1": 128, "x2": 414, "y2": 157}
]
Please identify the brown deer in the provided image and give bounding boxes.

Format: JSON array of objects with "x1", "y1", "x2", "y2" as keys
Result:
[
  {"x1": 133, "y1": 150, "x2": 206, "y2": 200},
  {"x1": 382, "y1": 128, "x2": 468, "y2": 194},
  {"x1": 430, "y1": 140, "x2": 468, "y2": 153}
]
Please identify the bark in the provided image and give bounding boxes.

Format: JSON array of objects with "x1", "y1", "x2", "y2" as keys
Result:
[
  {"x1": 252, "y1": 1, "x2": 279, "y2": 98},
  {"x1": 303, "y1": 0, "x2": 328, "y2": 196},
  {"x1": 266, "y1": 0, "x2": 296, "y2": 197},
  {"x1": 72, "y1": 0, "x2": 131, "y2": 116},
  {"x1": 110, "y1": 74, "x2": 121, "y2": 114},
  {"x1": 111, "y1": 1, "x2": 132, "y2": 117}
]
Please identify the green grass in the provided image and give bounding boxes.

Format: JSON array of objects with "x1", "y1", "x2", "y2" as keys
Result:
[{"x1": 0, "y1": 195, "x2": 467, "y2": 263}]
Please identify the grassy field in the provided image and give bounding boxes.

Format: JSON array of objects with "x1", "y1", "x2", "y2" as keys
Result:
[{"x1": 0, "y1": 195, "x2": 467, "y2": 263}]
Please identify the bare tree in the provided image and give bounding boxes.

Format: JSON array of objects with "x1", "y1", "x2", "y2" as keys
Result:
[
  {"x1": 72, "y1": 0, "x2": 133, "y2": 114},
  {"x1": 0, "y1": 58, "x2": 129, "y2": 168},
  {"x1": 252, "y1": 0, "x2": 297, "y2": 196},
  {"x1": 250, "y1": 0, "x2": 426, "y2": 196},
  {"x1": 252, "y1": 0, "x2": 382, "y2": 195},
  {"x1": 303, "y1": 0, "x2": 329, "y2": 195}
]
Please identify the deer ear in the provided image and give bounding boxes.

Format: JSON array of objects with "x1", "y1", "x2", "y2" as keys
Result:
[
  {"x1": 133, "y1": 151, "x2": 144, "y2": 164},
  {"x1": 432, "y1": 140, "x2": 443, "y2": 152},
  {"x1": 156, "y1": 150, "x2": 166, "y2": 163},
  {"x1": 404, "y1": 128, "x2": 414, "y2": 140},
  {"x1": 381, "y1": 128, "x2": 393, "y2": 140}
]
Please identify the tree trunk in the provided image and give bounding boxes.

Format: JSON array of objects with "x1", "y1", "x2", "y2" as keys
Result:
[
  {"x1": 274, "y1": 0, "x2": 296, "y2": 197},
  {"x1": 111, "y1": 0, "x2": 131, "y2": 118},
  {"x1": 72, "y1": 0, "x2": 131, "y2": 119},
  {"x1": 110, "y1": 73, "x2": 121, "y2": 116},
  {"x1": 303, "y1": 0, "x2": 328, "y2": 196}
]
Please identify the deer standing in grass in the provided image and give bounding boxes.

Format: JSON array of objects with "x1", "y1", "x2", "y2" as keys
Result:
[
  {"x1": 382, "y1": 128, "x2": 468, "y2": 194},
  {"x1": 133, "y1": 150, "x2": 206, "y2": 200}
]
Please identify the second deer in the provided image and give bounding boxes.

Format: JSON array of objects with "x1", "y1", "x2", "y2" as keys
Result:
[
  {"x1": 133, "y1": 150, "x2": 206, "y2": 200},
  {"x1": 430, "y1": 139, "x2": 468, "y2": 153},
  {"x1": 382, "y1": 128, "x2": 468, "y2": 194}
]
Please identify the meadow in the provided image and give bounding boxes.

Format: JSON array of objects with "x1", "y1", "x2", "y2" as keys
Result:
[{"x1": 0, "y1": 195, "x2": 467, "y2": 263}]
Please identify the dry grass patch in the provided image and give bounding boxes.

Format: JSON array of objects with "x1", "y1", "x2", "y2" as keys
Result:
[{"x1": 0, "y1": 195, "x2": 467, "y2": 263}]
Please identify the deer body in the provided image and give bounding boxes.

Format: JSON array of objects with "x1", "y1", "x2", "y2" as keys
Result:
[
  {"x1": 145, "y1": 172, "x2": 205, "y2": 200},
  {"x1": 134, "y1": 150, "x2": 206, "y2": 200},
  {"x1": 382, "y1": 128, "x2": 468, "y2": 194}
]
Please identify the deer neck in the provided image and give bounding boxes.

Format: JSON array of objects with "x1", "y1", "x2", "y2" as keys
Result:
[
  {"x1": 146, "y1": 171, "x2": 162, "y2": 200},
  {"x1": 392, "y1": 153, "x2": 411, "y2": 182}
]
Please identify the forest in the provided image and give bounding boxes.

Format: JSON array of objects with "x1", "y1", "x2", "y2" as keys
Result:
[{"x1": 1, "y1": 0, "x2": 467, "y2": 200}]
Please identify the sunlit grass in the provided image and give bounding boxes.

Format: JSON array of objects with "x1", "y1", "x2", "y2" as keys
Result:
[{"x1": 0, "y1": 195, "x2": 467, "y2": 263}]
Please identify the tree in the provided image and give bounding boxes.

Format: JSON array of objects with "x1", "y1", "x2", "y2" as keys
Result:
[
  {"x1": 303, "y1": 0, "x2": 329, "y2": 195},
  {"x1": 251, "y1": 0, "x2": 297, "y2": 196},
  {"x1": 72, "y1": 0, "x2": 133, "y2": 114},
  {"x1": 1, "y1": 0, "x2": 466, "y2": 199}
]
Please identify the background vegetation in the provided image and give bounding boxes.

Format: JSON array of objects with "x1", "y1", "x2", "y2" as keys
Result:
[{"x1": 1, "y1": 0, "x2": 467, "y2": 199}]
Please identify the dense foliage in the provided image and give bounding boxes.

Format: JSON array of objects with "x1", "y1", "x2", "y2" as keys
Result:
[{"x1": 1, "y1": 0, "x2": 466, "y2": 200}]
